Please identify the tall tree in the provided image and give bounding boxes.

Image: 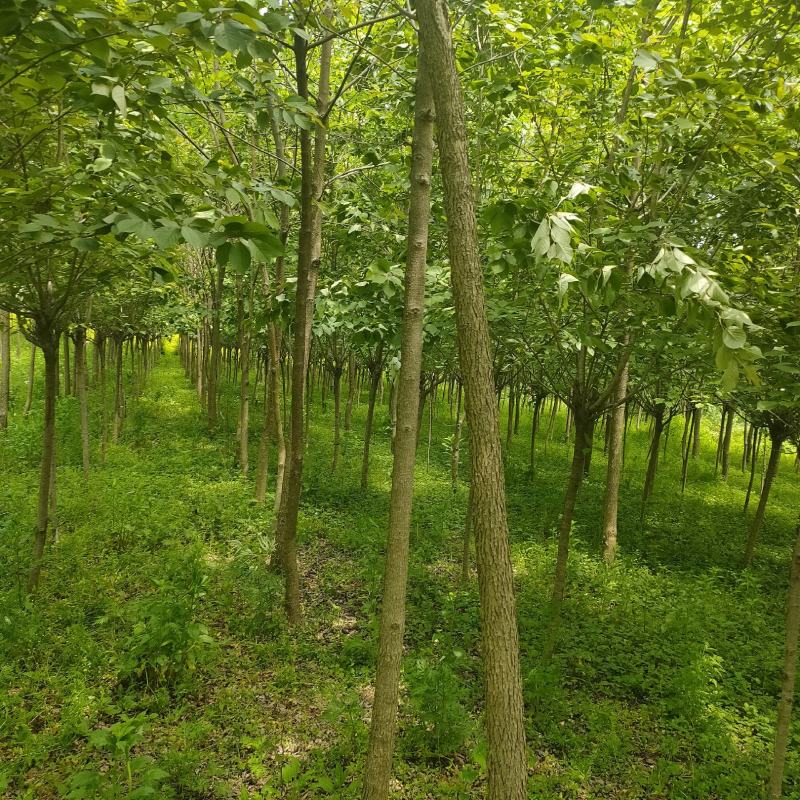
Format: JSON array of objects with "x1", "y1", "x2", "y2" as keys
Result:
[
  {"x1": 272, "y1": 25, "x2": 332, "y2": 623},
  {"x1": 416, "y1": 1, "x2": 528, "y2": 797},
  {"x1": 363, "y1": 43, "x2": 435, "y2": 799}
]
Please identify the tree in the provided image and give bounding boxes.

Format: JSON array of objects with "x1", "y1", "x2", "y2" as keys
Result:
[
  {"x1": 416, "y1": 1, "x2": 528, "y2": 796},
  {"x1": 363, "y1": 40, "x2": 435, "y2": 798}
]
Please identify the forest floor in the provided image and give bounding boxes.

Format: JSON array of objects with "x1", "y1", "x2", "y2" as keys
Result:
[{"x1": 1, "y1": 344, "x2": 799, "y2": 799}]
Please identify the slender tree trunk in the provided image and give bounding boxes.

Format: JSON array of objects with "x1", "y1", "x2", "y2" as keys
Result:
[
  {"x1": 714, "y1": 407, "x2": 726, "y2": 473},
  {"x1": 641, "y1": 406, "x2": 665, "y2": 504},
  {"x1": 112, "y1": 336, "x2": 124, "y2": 443},
  {"x1": 451, "y1": 380, "x2": 463, "y2": 493},
  {"x1": 691, "y1": 405, "x2": 702, "y2": 457},
  {"x1": 344, "y1": 353, "x2": 356, "y2": 433},
  {"x1": 418, "y1": 3, "x2": 528, "y2": 795},
  {"x1": 601, "y1": 347, "x2": 629, "y2": 562},
  {"x1": 332, "y1": 368, "x2": 343, "y2": 469},
  {"x1": 363, "y1": 58, "x2": 434, "y2": 799},
  {"x1": 743, "y1": 432, "x2": 784, "y2": 568},
  {"x1": 93, "y1": 332, "x2": 102, "y2": 386},
  {"x1": 75, "y1": 328, "x2": 90, "y2": 479},
  {"x1": 529, "y1": 395, "x2": 542, "y2": 473},
  {"x1": 0, "y1": 310, "x2": 10, "y2": 429},
  {"x1": 62, "y1": 332, "x2": 71, "y2": 397},
  {"x1": 768, "y1": 520, "x2": 800, "y2": 799},
  {"x1": 681, "y1": 407, "x2": 696, "y2": 492},
  {"x1": 742, "y1": 419, "x2": 751, "y2": 472},
  {"x1": 505, "y1": 382, "x2": 515, "y2": 450},
  {"x1": 361, "y1": 355, "x2": 383, "y2": 491},
  {"x1": 24, "y1": 341, "x2": 35, "y2": 415},
  {"x1": 207, "y1": 264, "x2": 226, "y2": 430},
  {"x1": 196, "y1": 326, "x2": 204, "y2": 401},
  {"x1": 720, "y1": 404, "x2": 734, "y2": 479},
  {"x1": 28, "y1": 334, "x2": 58, "y2": 593},
  {"x1": 544, "y1": 412, "x2": 589, "y2": 661},
  {"x1": 744, "y1": 427, "x2": 762, "y2": 513},
  {"x1": 272, "y1": 31, "x2": 331, "y2": 623},
  {"x1": 254, "y1": 363, "x2": 271, "y2": 502},
  {"x1": 239, "y1": 288, "x2": 251, "y2": 477}
]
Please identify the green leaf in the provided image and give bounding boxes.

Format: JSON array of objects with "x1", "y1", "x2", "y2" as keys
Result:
[
  {"x1": 175, "y1": 11, "x2": 203, "y2": 25},
  {"x1": 531, "y1": 217, "x2": 550, "y2": 258},
  {"x1": 229, "y1": 242, "x2": 251, "y2": 272},
  {"x1": 181, "y1": 226, "x2": 208, "y2": 249},
  {"x1": 153, "y1": 225, "x2": 180, "y2": 249},
  {"x1": 721, "y1": 359, "x2": 739, "y2": 390},
  {"x1": 91, "y1": 157, "x2": 113, "y2": 172},
  {"x1": 216, "y1": 242, "x2": 231, "y2": 265},
  {"x1": 722, "y1": 326, "x2": 746, "y2": 349},
  {"x1": 148, "y1": 76, "x2": 172, "y2": 94},
  {"x1": 281, "y1": 757, "x2": 301, "y2": 783},
  {"x1": 111, "y1": 84, "x2": 127, "y2": 118},
  {"x1": 70, "y1": 237, "x2": 99, "y2": 252},
  {"x1": 633, "y1": 49, "x2": 659, "y2": 72},
  {"x1": 214, "y1": 20, "x2": 252, "y2": 52}
]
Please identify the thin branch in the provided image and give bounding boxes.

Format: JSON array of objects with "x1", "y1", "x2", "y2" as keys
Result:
[{"x1": 309, "y1": 12, "x2": 405, "y2": 48}]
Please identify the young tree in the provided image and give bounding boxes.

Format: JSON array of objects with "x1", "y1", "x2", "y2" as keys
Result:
[{"x1": 363, "y1": 43, "x2": 435, "y2": 798}]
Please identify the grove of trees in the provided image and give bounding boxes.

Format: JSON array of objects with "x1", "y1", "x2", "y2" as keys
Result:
[{"x1": 1, "y1": 0, "x2": 799, "y2": 798}]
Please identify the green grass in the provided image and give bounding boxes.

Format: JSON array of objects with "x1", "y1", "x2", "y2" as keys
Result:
[{"x1": 1, "y1": 335, "x2": 799, "y2": 799}]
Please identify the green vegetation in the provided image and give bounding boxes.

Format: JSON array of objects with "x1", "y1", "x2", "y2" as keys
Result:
[
  {"x1": 2, "y1": 1, "x2": 800, "y2": 798},
  {"x1": 1, "y1": 340, "x2": 798, "y2": 799}
]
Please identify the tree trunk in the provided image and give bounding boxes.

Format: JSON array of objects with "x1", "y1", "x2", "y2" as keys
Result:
[
  {"x1": 744, "y1": 427, "x2": 762, "y2": 514},
  {"x1": 62, "y1": 332, "x2": 71, "y2": 397},
  {"x1": 363, "y1": 56, "x2": 434, "y2": 799},
  {"x1": 207, "y1": 264, "x2": 226, "y2": 430},
  {"x1": 691, "y1": 404, "x2": 702, "y2": 457},
  {"x1": 0, "y1": 309, "x2": 11, "y2": 429},
  {"x1": 505, "y1": 382, "x2": 515, "y2": 450},
  {"x1": 112, "y1": 336, "x2": 124, "y2": 443},
  {"x1": 28, "y1": 334, "x2": 58, "y2": 593},
  {"x1": 529, "y1": 395, "x2": 542, "y2": 473},
  {"x1": 344, "y1": 353, "x2": 356, "y2": 433},
  {"x1": 0, "y1": 310, "x2": 10, "y2": 429},
  {"x1": 332, "y1": 368, "x2": 342, "y2": 469},
  {"x1": 417, "y1": 3, "x2": 528, "y2": 795},
  {"x1": 641, "y1": 406, "x2": 665, "y2": 504},
  {"x1": 451, "y1": 380, "x2": 463, "y2": 493},
  {"x1": 768, "y1": 520, "x2": 800, "y2": 799},
  {"x1": 742, "y1": 419, "x2": 751, "y2": 472},
  {"x1": 743, "y1": 431, "x2": 783, "y2": 568},
  {"x1": 720, "y1": 404, "x2": 734, "y2": 479},
  {"x1": 714, "y1": 406, "x2": 727, "y2": 473},
  {"x1": 361, "y1": 355, "x2": 383, "y2": 491},
  {"x1": 75, "y1": 328, "x2": 90, "y2": 479},
  {"x1": 582, "y1": 417, "x2": 595, "y2": 477},
  {"x1": 272, "y1": 31, "x2": 331, "y2": 623},
  {"x1": 238, "y1": 288, "x2": 251, "y2": 477},
  {"x1": 196, "y1": 326, "x2": 204, "y2": 402},
  {"x1": 24, "y1": 341, "x2": 35, "y2": 415},
  {"x1": 543, "y1": 413, "x2": 589, "y2": 661},
  {"x1": 601, "y1": 348, "x2": 629, "y2": 562},
  {"x1": 681, "y1": 406, "x2": 696, "y2": 493}
]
